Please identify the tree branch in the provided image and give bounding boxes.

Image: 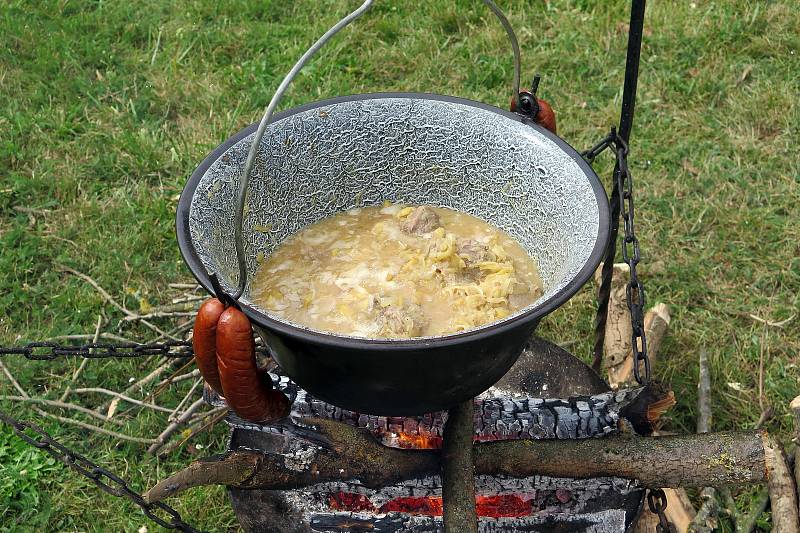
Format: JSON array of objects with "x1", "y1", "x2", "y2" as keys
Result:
[
  {"x1": 442, "y1": 400, "x2": 477, "y2": 533},
  {"x1": 145, "y1": 422, "x2": 769, "y2": 504}
]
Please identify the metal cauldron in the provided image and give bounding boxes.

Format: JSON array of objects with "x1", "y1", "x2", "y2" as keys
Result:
[{"x1": 176, "y1": 2, "x2": 609, "y2": 416}]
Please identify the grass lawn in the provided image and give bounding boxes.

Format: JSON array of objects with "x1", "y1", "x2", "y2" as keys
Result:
[{"x1": 1, "y1": 0, "x2": 798, "y2": 531}]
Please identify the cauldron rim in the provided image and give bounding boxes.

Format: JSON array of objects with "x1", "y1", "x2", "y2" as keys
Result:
[{"x1": 177, "y1": 92, "x2": 610, "y2": 351}]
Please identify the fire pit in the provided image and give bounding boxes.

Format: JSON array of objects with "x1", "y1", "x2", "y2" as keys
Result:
[{"x1": 195, "y1": 337, "x2": 654, "y2": 532}]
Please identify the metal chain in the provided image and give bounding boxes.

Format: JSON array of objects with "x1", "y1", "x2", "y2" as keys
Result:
[
  {"x1": 583, "y1": 128, "x2": 650, "y2": 385},
  {"x1": 586, "y1": 130, "x2": 667, "y2": 532},
  {"x1": 0, "y1": 339, "x2": 270, "y2": 360},
  {"x1": 648, "y1": 489, "x2": 677, "y2": 533},
  {"x1": 613, "y1": 132, "x2": 650, "y2": 384},
  {"x1": 0, "y1": 408, "x2": 204, "y2": 532},
  {"x1": 0, "y1": 338, "x2": 279, "y2": 530}
]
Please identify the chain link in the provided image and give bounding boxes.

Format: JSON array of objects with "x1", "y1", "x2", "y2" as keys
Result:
[
  {"x1": 613, "y1": 134, "x2": 650, "y2": 384},
  {"x1": 0, "y1": 339, "x2": 271, "y2": 361},
  {"x1": 587, "y1": 130, "x2": 665, "y2": 532},
  {"x1": 585, "y1": 128, "x2": 651, "y2": 385},
  {"x1": 647, "y1": 489, "x2": 677, "y2": 533},
  {"x1": 0, "y1": 409, "x2": 204, "y2": 532}
]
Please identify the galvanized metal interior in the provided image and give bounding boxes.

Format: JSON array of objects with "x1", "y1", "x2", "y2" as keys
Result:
[{"x1": 187, "y1": 95, "x2": 604, "y2": 340}]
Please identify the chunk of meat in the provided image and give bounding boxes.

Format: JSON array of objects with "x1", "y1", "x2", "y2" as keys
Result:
[
  {"x1": 400, "y1": 206, "x2": 441, "y2": 234},
  {"x1": 456, "y1": 238, "x2": 494, "y2": 266},
  {"x1": 378, "y1": 303, "x2": 428, "y2": 337}
]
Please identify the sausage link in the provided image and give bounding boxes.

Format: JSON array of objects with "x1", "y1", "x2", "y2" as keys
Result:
[
  {"x1": 534, "y1": 98, "x2": 557, "y2": 134},
  {"x1": 216, "y1": 307, "x2": 289, "y2": 423},
  {"x1": 192, "y1": 298, "x2": 225, "y2": 394}
]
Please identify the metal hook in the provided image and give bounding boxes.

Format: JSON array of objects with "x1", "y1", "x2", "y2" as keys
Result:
[
  {"x1": 228, "y1": 0, "x2": 523, "y2": 302},
  {"x1": 230, "y1": 0, "x2": 375, "y2": 302}
]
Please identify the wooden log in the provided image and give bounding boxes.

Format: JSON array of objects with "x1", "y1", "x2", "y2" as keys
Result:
[
  {"x1": 441, "y1": 400, "x2": 477, "y2": 533},
  {"x1": 688, "y1": 487, "x2": 719, "y2": 532},
  {"x1": 631, "y1": 506, "x2": 661, "y2": 533},
  {"x1": 791, "y1": 395, "x2": 800, "y2": 520},
  {"x1": 594, "y1": 288, "x2": 678, "y2": 528},
  {"x1": 663, "y1": 487, "x2": 697, "y2": 532},
  {"x1": 763, "y1": 434, "x2": 800, "y2": 531},
  {"x1": 689, "y1": 349, "x2": 719, "y2": 533},
  {"x1": 608, "y1": 303, "x2": 670, "y2": 389},
  {"x1": 594, "y1": 263, "x2": 631, "y2": 373},
  {"x1": 144, "y1": 422, "x2": 770, "y2": 503}
]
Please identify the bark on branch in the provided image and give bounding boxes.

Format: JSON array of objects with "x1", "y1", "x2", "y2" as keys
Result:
[
  {"x1": 145, "y1": 421, "x2": 769, "y2": 504},
  {"x1": 442, "y1": 400, "x2": 477, "y2": 533}
]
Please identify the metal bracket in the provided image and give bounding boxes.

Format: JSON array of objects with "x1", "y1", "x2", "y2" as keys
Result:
[{"x1": 515, "y1": 74, "x2": 542, "y2": 119}]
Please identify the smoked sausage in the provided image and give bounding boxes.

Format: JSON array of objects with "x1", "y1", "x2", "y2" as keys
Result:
[
  {"x1": 534, "y1": 98, "x2": 557, "y2": 135},
  {"x1": 192, "y1": 298, "x2": 225, "y2": 395},
  {"x1": 216, "y1": 307, "x2": 289, "y2": 423}
]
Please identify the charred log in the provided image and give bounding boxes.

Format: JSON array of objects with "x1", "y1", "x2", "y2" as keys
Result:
[{"x1": 209, "y1": 380, "x2": 670, "y2": 446}]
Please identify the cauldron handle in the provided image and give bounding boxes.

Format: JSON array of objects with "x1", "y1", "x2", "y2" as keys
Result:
[{"x1": 226, "y1": 0, "x2": 523, "y2": 302}]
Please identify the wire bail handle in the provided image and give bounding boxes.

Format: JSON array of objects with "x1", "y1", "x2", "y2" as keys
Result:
[{"x1": 220, "y1": 0, "x2": 524, "y2": 303}]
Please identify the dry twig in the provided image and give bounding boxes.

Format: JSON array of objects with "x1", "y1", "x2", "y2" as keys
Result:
[
  {"x1": 168, "y1": 379, "x2": 203, "y2": 422},
  {"x1": 60, "y1": 314, "x2": 102, "y2": 402},
  {"x1": 186, "y1": 406, "x2": 226, "y2": 427},
  {"x1": 748, "y1": 313, "x2": 795, "y2": 328},
  {"x1": 36, "y1": 410, "x2": 156, "y2": 444},
  {"x1": 73, "y1": 388, "x2": 174, "y2": 414},
  {"x1": 156, "y1": 409, "x2": 227, "y2": 458},
  {"x1": 0, "y1": 359, "x2": 30, "y2": 398},
  {"x1": 147, "y1": 398, "x2": 206, "y2": 455},
  {"x1": 147, "y1": 359, "x2": 195, "y2": 401},
  {"x1": 156, "y1": 369, "x2": 200, "y2": 388},
  {"x1": 47, "y1": 332, "x2": 134, "y2": 343},
  {"x1": 168, "y1": 283, "x2": 201, "y2": 290},
  {"x1": 96, "y1": 361, "x2": 172, "y2": 416},
  {"x1": 58, "y1": 266, "x2": 174, "y2": 339},
  {"x1": 0, "y1": 396, "x2": 125, "y2": 427},
  {"x1": 120, "y1": 311, "x2": 196, "y2": 323}
]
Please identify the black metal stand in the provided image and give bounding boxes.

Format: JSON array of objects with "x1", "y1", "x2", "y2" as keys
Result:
[{"x1": 592, "y1": 0, "x2": 646, "y2": 372}]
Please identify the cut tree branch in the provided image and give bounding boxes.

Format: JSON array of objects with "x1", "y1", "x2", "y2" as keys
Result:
[
  {"x1": 594, "y1": 263, "x2": 631, "y2": 373},
  {"x1": 145, "y1": 421, "x2": 770, "y2": 504},
  {"x1": 763, "y1": 434, "x2": 800, "y2": 531},
  {"x1": 442, "y1": 399, "x2": 477, "y2": 533}
]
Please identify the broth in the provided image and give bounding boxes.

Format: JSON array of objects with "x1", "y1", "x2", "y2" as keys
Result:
[{"x1": 250, "y1": 205, "x2": 542, "y2": 338}]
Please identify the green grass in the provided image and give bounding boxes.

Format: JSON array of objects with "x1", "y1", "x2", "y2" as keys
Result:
[{"x1": 1, "y1": 0, "x2": 798, "y2": 531}]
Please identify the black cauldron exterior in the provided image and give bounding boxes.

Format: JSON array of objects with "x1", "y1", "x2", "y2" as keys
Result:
[{"x1": 177, "y1": 94, "x2": 609, "y2": 415}]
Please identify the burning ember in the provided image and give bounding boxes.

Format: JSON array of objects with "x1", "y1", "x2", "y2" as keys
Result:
[
  {"x1": 385, "y1": 431, "x2": 443, "y2": 450},
  {"x1": 214, "y1": 364, "x2": 647, "y2": 532},
  {"x1": 328, "y1": 492, "x2": 537, "y2": 519},
  {"x1": 203, "y1": 340, "x2": 666, "y2": 531}
]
